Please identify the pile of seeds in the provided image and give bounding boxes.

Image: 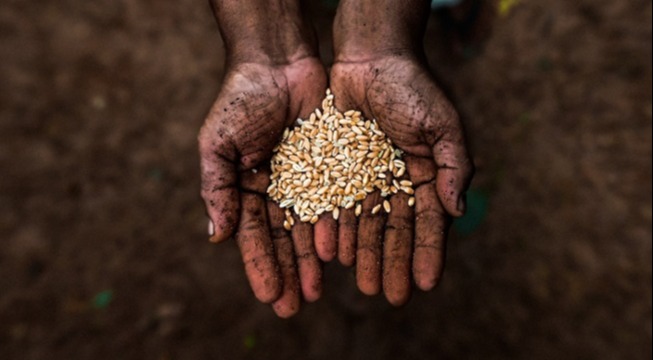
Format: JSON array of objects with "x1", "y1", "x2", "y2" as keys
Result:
[{"x1": 267, "y1": 89, "x2": 415, "y2": 230}]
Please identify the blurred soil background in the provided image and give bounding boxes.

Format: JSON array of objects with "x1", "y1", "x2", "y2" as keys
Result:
[{"x1": 0, "y1": 0, "x2": 651, "y2": 359}]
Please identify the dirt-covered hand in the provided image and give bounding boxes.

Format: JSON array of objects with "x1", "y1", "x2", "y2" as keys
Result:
[
  {"x1": 199, "y1": 58, "x2": 327, "y2": 317},
  {"x1": 330, "y1": 56, "x2": 474, "y2": 305}
]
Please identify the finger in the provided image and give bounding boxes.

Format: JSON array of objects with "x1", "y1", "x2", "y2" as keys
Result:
[
  {"x1": 413, "y1": 187, "x2": 450, "y2": 291},
  {"x1": 331, "y1": 89, "x2": 362, "y2": 268},
  {"x1": 314, "y1": 214, "x2": 338, "y2": 262},
  {"x1": 337, "y1": 208, "x2": 357, "y2": 267},
  {"x1": 382, "y1": 191, "x2": 414, "y2": 306},
  {"x1": 236, "y1": 193, "x2": 281, "y2": 303},
  {"x1": 239, "y1": 165, "x2": 272, "y2": 194},
  {"x1": 431, "y1": 125, "x2": 474, "y2": 217},
  {"x1": 405, "y1": 155, "x2": 450, "y2": 291},
  {"x1": 291, "y1": 220, "x2": 322, "y2": 302},
  {"x1": 356, "y1": 192, "x2": 386, "y2": 296},
  {"x1": 267, "y1": 202, "x2": 301, "y2": 318},
  {"x1": 199, "y1": 131, "x2": 239, "y2": 243}
]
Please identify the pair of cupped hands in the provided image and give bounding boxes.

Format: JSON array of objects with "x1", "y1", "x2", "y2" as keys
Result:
[{"x1": 199, "y1": 51, "x2": 474, "y2": 317}]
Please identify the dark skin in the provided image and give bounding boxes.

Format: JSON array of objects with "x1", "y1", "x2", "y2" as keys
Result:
[
  {"x1": 200, "y1": 0, "x2": 474, "y2": 315},
  {"x1": 330, "y1": 0, "x2": 474, "y2": 305},
  {"x1": 200, "y1": 0, "x2": 326, "y2": 318}
]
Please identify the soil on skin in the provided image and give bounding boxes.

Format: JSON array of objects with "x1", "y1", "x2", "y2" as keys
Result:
[{"x1": 1, "y1": 0, "x2": 651, "y2": 359}]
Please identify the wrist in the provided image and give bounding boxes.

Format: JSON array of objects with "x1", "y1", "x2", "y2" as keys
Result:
[
  {"x1": 333, "y1": 43, "x2": 422, "y2": 64},
  {"x1": 333, "y1": 0, "x2": 429, "y2": 63},
  {"x1": 227, "y1": 42, "x2": 318, "y2": 67},
  {"x1": 212, "y1": 0, "x2": 318, "y2": 66}
]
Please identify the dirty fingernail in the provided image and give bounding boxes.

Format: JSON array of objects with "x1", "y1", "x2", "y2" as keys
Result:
[
  {"x1": 208, "y1": 219, "x2": 215, "y2": 236},
  {"x1": 457, "y1": 193, "x2": 467, "y2": 214}
]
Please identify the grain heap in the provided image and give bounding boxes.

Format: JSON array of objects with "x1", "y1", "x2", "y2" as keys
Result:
[{"x1": 267, "y1": 89, "x2": 415, "y2": 230}]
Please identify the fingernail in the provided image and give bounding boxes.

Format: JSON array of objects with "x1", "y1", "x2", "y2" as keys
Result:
[
  {"x1": 457, "y1": 193, "x2": 467, "y2": 214},
  {"x1": 208, "y1": 219, "x2": 215, "y2": 236}
]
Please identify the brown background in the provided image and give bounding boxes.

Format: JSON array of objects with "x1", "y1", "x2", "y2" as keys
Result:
[{"x1": 1, "y1": 0, "x2": 651, "y2": 359}]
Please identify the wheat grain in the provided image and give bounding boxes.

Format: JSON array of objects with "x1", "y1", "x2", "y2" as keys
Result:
[
  {"x1": 267, "y1": 89, "x2": 414, "y2": 227},
  {"x1": 383, "y1": 200, "x2": 392, "y2": 213}
]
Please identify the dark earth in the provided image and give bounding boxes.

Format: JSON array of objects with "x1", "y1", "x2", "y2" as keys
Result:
[{"x1": 1, "y1": 0, "x2": 651, "y2": 359}]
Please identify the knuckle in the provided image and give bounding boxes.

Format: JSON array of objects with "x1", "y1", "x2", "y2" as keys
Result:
[
  {"x1": 271, "y1": 226, "x2": 289, "y2": 240},
  {"x1": 415, "y1": 206, "x2": 448, "y2": 221},
  {"x1": 387, "y1": 214, "x2": 413, "y2": 228}
]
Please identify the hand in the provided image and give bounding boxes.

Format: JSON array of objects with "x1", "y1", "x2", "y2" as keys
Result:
[
  {"x1": 201, "y1": 0, "x2": 328, "y2": 318},
  {"x1": 199, "y1": 58, "x2": 327, "y2": 317},
  {"x1": 329, "y1": 55, "x2": 474, "y2": 305}
]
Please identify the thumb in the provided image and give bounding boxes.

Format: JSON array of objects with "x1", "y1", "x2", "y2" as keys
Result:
[
  {"x1": 199, "y1": 128, "x2": 240, "y2": 243},
  {"x1": 430, "y1": 120, "x2": 474, "y2": 218}
]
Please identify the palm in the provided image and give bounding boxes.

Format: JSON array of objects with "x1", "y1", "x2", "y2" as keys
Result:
[
  {"x1": 330, "y1": 56, "x2": 474, "y2": 304},
  {"x1": 332, "y1": 58, "x2": 462, "y2": 158},
  {"x1": 202, "y1": 61, "x2": 324, "y2": 171},
  {"x1": 199, "y1": 58, "x2": 327, "y2": 317}
]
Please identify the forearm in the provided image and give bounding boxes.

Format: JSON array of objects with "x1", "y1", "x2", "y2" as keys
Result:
[
  {"x1": 210, "y1": 0, "x2": 318, "y2": 65},
  {"x1": 333, "y1": 0, "x2": 430, "y2": 62}
]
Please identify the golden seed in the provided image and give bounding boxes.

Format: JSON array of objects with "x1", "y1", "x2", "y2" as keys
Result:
[
  {"x1": 383, "y1": 200, "x2": 392, "y2": 213},
  {"x1": 268, "y1": 89, "x2": 411, "y2": 222},
  {"x1": 402, "y1": 187, "x2": 415, "y2": 195},
  {"x1": 281, "y1": 172, "x2": 292, "y2": 179},
  {"x1": 371, "y1": 204, "x2": 382, "y2": 215}
]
